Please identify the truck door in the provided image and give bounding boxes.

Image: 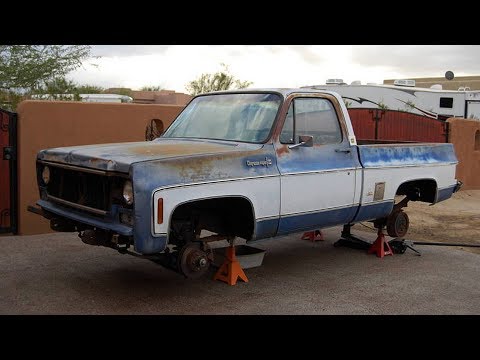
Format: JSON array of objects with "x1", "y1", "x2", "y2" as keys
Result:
[{"x1": 274, "y1": 96, "x2": 359, "y2": 235}]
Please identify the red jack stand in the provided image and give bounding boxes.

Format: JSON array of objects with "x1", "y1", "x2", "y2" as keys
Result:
[
  {"x1": 301, "y1": 230, "x2": 324, "y2": 242},
  {"x1": 214, "y1": 245, "x2": 249, "y2": 286},
  {"x1": 368, "y1": 227, "x2": 393, "y2": 258}
]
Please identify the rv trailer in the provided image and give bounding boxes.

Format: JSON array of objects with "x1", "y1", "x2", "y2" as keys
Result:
[{"x1": 304, "y1": 80, "x2": 480, "y2": 120}]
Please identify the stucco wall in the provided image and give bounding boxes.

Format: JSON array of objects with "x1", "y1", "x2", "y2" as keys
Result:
[
  {"x1": 17, "y1": 100, "x2": 183, "y2": 235},
  {"x1": 447, "y1": 118, "x2": 480, "y2": 190}
]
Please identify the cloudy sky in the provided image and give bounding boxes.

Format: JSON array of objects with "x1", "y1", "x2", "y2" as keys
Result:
[{"x1": 67, "y1": 45, "x2": 480, "y2": 93}]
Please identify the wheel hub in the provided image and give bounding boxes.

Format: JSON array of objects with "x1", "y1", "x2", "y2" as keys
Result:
[
  {"x1": 386, "y1": 210, "x2": 410, "y2": 238},
  {"x1": 178, "y1": 242, "x2": 212, "y2": 279}
]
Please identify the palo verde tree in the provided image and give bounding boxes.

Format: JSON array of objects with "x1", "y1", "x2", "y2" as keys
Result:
[
  {"x1": 0, "y1": 45, "x2": 92, "y2": 110},
  {"x1": 185, "y1": 63, "x2": 252, "y2": 96}
]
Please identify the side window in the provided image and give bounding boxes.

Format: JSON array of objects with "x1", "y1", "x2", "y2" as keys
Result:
[
  {"x1": 280, "y1": 98, "x2": 342, "y2": 145},
  {"x1": 440, "y1": 97, "x2": 453, "y2": 108},
  {"x1": 279, "y1": 103, "x2": 294, "y2": 143}
]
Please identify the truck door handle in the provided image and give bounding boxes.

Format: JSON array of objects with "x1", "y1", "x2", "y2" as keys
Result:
[{"x1": 335, "y1": 148, "x2": 351, "y2": 154}]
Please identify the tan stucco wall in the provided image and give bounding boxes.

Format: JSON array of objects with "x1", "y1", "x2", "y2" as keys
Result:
[
  {"x1": 17, "y1": 100, "x2": 184, "y2": 235},
  {"x1": 447, "y1": 118, "x2": 480, "y2": 190}
]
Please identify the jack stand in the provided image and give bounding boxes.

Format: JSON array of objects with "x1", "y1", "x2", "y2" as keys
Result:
[
  {"x1": 368, "y1": 227, "x2": 393, "y2": 258},
  {"x1": 301, "y1": 230, "x2": 324, "y2": 242},
  {"x1": 214, "y1": 241, "x2": 249, "y2": 286}
]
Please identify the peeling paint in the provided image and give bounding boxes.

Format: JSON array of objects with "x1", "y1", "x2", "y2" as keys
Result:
[
  {"x1": 359, "y1": 143, "x2": 458, "y2": 168},
  {"x1": 38, "y1": 139, "x2": 262, "y2": 173}
]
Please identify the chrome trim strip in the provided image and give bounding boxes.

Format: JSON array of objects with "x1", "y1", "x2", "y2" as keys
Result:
[
  {"x1": 257, "y1": 215, "x2": 279, "y2": 221},
  {"x1": 363, "y1": 162, "x2": 458, "y2": 169},
  {"x1": 358, "y1": 199, "x2": 394, "y2": 206},
  {"x1": 281, "y1": 203, "x2": 360, "y2": 218},
  {"x1": 47, "y1": 194, "x2": 108, "y2": 216},
  {"x1": 151, "y1": 174, "x2": 280, "y2": 195},
  {"x1": 282, "y1": 167, "x2": 359, "y2": 176}
]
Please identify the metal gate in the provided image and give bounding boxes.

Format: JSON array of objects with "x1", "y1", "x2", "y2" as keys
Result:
[
  {"x1": 0, "y1": 108, "x2": 17, "y2": 234},
  {"x1": 348, "y1": 108, "x2": 449, "y2": 143}
]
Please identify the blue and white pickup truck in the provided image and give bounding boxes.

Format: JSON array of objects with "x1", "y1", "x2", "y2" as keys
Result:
[{"x1": 32, "y1": 89, "x2": 461, "y2": 277}]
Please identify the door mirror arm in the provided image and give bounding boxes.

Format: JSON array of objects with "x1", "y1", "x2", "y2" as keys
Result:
[{"x1": 288, "y1": 135, "x2": 313, "y2": 149}]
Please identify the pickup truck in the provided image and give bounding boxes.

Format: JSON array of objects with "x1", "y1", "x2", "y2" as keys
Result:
[{"x1": 31, "y1": 88, "x2": 461, "y2": 278}]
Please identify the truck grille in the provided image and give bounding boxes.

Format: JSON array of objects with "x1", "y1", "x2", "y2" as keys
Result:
[{"x1": 42, "y1": 164, "x2": 126, "y2": 215}]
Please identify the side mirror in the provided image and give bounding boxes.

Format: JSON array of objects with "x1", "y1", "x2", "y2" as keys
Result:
[
  {"x1": 145, "y1": 118, "x2": 164, "y2": 141},
  {"x1": 288, "y1": 135, "x2": 313, "y2": 149}
]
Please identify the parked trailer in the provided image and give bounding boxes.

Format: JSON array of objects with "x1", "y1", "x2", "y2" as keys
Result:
[
  {"x1": 30, "y1": 94, "x2": 133, "y2": 103},
  {"x1": 304, "y1": 81, "x2": 480, "y2": 120}
]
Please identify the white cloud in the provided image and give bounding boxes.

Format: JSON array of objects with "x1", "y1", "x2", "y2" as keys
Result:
[{"x1": 67, "y1": 45, "x2": 480, "y2": 93}]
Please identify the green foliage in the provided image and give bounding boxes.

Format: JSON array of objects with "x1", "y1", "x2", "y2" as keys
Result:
[
  {"x1": 0, "y1": 90, "x2": 24, "y2": 109},
  {"x1": 185, "y1": 63, "x2": 253, "y2": 96},
  {"x1": 76, "y1": 84, "x2": 104, "y2": 94},
  {"x1": 0, "y1": 45, "x2": 91, "y2": 90},
  {"x1": 104, "y1": 87, "x2": 132, "y2": 97},
  {"x1": 32, "y1": 77, "x2": 80, "y2": 101},
  {"x1": 0, "y1": 45, "x2": 92, "y2": 110},
  {"x1": 140, "y1": 85, "x2": 163, "y2": 91}
]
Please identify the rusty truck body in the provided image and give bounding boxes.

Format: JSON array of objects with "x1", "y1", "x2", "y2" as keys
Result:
[{"x1": 31, "y1": 89, "x2": 461, "y2": 278}]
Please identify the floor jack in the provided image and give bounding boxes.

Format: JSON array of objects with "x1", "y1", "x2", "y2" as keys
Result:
[
  {"x1": 388, "y1": 239, "x2": 480, "y2": 256},
  {"x1": 334, "y1": 224, "x2": 394, "y2": 258},
  {"x1": 334, "y1": 224, "x2": 480, "y2": 256}
]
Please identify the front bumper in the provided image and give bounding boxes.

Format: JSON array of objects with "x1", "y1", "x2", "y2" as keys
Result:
[{"x1": 37, "y1": 199, "x2": 133, "y2": 236}]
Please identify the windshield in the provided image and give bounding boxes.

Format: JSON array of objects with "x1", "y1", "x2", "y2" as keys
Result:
[{"x1": 162, "y1": 93, "x2": 282, "y2": 143}]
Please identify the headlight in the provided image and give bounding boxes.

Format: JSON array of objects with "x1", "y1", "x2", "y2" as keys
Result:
[
  {"x1": 123, "y1": 180, "x2": 134, "y2": 205},
  {"x1": 42, "y1": 166, "x2": 50, "y2": 185}
]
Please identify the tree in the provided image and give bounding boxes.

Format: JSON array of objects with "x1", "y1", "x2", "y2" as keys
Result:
[
  {"x1": 185, "y1": 63, "x2": 252, "y2": 96},
  {"x1": 140, "y1": 85, "x2": 163, "y2": 91},
  {"x1": 104, "y1": 87, "x2": 132, "y2": 97},
  {"x1": 0, "y1": 45, "x2": 92, "y2": 109},
  {"x1": 76, "y1": 84, "x2": 104, "y2": 94},
  {"x1": 32, "y1": 77, "x2": 80, "y2": 101}
]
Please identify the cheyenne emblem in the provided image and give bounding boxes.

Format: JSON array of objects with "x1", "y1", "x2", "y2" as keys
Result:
[{"x1": 246, "y1": 157, "x2": 273, "y2": 167}]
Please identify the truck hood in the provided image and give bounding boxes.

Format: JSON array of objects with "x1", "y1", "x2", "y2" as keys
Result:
[{"x1": 38, "y1": 138, "x2": 262, "y2": 173}]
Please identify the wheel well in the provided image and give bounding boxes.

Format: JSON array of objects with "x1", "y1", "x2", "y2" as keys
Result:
[
  {"x1": 170, "y1": 197, "x2": 255, "y2": 244},
  {"x1": 396, "y1": 179, "x2": 437, "y2": 203}
]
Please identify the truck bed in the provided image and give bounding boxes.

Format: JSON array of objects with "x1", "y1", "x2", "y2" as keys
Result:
[{"x1": 357, "y1": 142, "x2": 457, "y2": 168}]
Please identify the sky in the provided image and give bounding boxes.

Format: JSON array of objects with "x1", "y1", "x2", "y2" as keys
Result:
[{"x1": 67, "y1": 45, "x2": 480, "y2": 93}]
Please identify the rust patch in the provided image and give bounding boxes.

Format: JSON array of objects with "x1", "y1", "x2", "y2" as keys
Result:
[
  {"x1": 276, "y1": 145, "x2": 289, "y2": 157},
  {"x1": 88, "y1": 157, "x2": 111, "y2": 164},
  {"x1": 163, "y1": 150, "x2": 264, "y2": 182},
  {"x1": 127, "y1": 143, "x2": 234, "y2": 157}
]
